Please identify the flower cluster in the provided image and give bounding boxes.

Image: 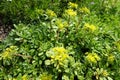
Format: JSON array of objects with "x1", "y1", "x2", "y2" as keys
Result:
[
  {"x1": 65, "y1": 9, "x2": 77, "y2": 17},
  {"x1": 55, "y1": 19, "x2": 68, "y2": 30},
  {"x1": 68, "y1": 2, "x2": 78, "y2": 9},
  {"x1": 114, "y1": 40, "x2": 120, "y2": 51},
  {"x1": 107, "y1": 54, "x2": 115, "y2": 63},
  {"x1": 46, "y1": 47, "x2": 69, "y2": 67},
  {"x1": 86, "y1": 52, "x2": 100, "y2": 63},
  {"x1": 40, "y1": 72, "x2": 53, "y2": 80},
  {"x1": 79, "y1": 7, "x2": 90, "y2": 14},
  {"x1": 51, "y1": 47, "x2": 69, "y2": 65},
  {"x1": 84, "y1": 23, "x2": 96, "y2": 32},
  {"x1": 94, "y1": 68, "x2": 109, "y2": 79},
  {"x1": 35, "y1": 9, "x2": 44, "y2": 15},
  {"x1": 1, "y1": 46, "x2": 18, "y2": 59},
  {"x1": 64, "y1": 2, "x2": 78, "y2": 18},
  {"x1": 22, "y1": 75, "x2": 27, "y2": 80},
  {"x1": 46, "y1": 9, "x2": 57, "y2": 19},
  {"x1": 102, "y1": 70, "x2": 109, "y2": 77}
]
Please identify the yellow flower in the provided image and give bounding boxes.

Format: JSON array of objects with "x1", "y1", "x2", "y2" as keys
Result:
[
  {"x1": 46, "y1": 47, "x2": 69, "y2": 68},
  {"x1": 94, "y1": 68, "x2": 109, "y2": 78},
  {"x1": 102, "y1": 70, "x2": 109, "y2": 77},
  {"x1": 52, "y1": 47, "x2": 67, "y2": 54},
  {"x1": 65, "y1": 9, "x2": 77, "y2": 16},
  {"x1": 86, "y1": 54, "x2": 96, "y2": 63},
  {"x1": 57, "y1": 53, "x2": 68, "y2": 61},
  {"x1": 22, "y1": 75, "x2": 27, "y2": 80},
  {"x1": 55, "y1": 19, "x2": 64, "y2": 29},
  {"x1": 93, "y1": 53, "x2": 101, "y2": 61},
  {"x1": 79, "y1": 7, "x2": 90, "y2": 14},
  {"x1": 35, "y1": 9, "x2": 44, "y2": 15},
  {"x1": 86, "y1": 52, "x2": 100, "y2": 63},
  {"x1": 51, "y1": 47, "x2": 69, "y2": 66},
  {"x1": 114, "y1": 40, "x2": 120, "y2": 51},
  {"x1": 90, "y1": 25, "x2": 96, "y2": 31},
  {"x1": 46, "y1": 9, "x2": 57, "y2": 19},
  {"x1": 84, "y1": 23, "x2": 96, "y2": 32},
  {"x1": 68, "y1": 2, "x2": 78, "y2": 9},
  {"x1": 55, "y1": 19, "x2": 68, "y2": 30},
  {"x1": 63, "y1": 21, "x2": 68, "y2": 27},
  {"x1": 10, "y1": 45, "x2": 17, "y2": 49},
  {"x1": 1, "y1": 46, "x2": 17, "y2": 59},
  {"x1": 40, "y1": 72, "x2": 53, "y2": 80},
  {"x1": 107, "y1": 54, "x2": 115, "y2": 62},
  {"x1": 2, "y1": 51, "x2": 9, "y2": 59}
]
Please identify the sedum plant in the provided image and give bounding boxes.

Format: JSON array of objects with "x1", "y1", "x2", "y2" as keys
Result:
[{"x1": 0, "y1": 1, "x2": 120, "y2": 80}]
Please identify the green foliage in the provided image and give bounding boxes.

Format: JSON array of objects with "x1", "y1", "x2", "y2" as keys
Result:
[
  {"x1": 0, "y1": 0, "x2": 120, "y2": 80},
  {"x1": 0, "y1": 0, "x2": 59, "y2": 24}
]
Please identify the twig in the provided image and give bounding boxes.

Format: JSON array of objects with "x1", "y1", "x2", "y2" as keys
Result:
[{"x1": 14, "y1": 54, "x2": 32, "y2": 59}]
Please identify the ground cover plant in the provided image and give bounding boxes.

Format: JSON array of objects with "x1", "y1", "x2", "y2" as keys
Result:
[{"x1": 0, "y1": 0, "x2": 120, "y2": 80}]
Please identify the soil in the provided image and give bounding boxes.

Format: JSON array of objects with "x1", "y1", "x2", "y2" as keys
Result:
[{"x1": 0, "y1": 16, "x2": 12, "y2": 41}]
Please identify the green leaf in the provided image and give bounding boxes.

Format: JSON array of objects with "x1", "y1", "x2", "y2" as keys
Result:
[
  {"x1": 62, "y1": 75, "x2": 69, "y2": 80},
  {"x1": 65, "y1": 68, "x2": 70, "y2": 73},
  {"x1": 77, "y1": 76, "x2": 84, "y2": 80},
  {"x1": 45, "y1": 60, "x2": 51, "y2": 65},
  {"x1": 107, "y1": 77, "x2": 113, "y2": 80}
]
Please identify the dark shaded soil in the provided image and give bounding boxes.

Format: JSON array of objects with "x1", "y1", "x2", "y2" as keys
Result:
[{"x1": 0, "y1": 15, "x2": 12, "y2": 41}]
